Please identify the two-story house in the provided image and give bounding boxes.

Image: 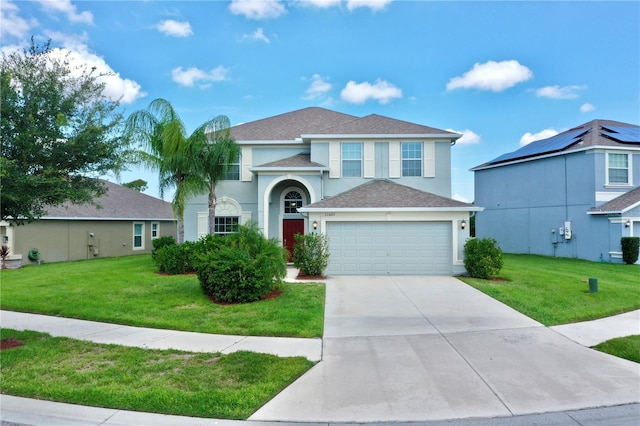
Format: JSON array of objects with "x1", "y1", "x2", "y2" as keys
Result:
[
  {"x1": 183, "y1": 107, "x2": 480, "y2": 275},
  {"x1": 472, "y1": 119, "x2": 640, "y2": 263}
]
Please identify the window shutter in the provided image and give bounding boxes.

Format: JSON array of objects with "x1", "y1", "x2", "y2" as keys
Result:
[
  {"x1": 389, "y1": 141, "x2": 400, "y2": 178},
  {"x1": 329, "y1": 141, "x2": 340, "y2": 178},
  {"x1": 197, "y1": 212, "x2": 208, "y2": 240},
  {"x1": 364, "y1": 142, "x2": 375, "y2": 178},
  {"x1": 423, "y1": 141, "x2": 435, "y2": 177},
  {"x1": 241, "y1": 147, "x2": 252, "y2": 181}
]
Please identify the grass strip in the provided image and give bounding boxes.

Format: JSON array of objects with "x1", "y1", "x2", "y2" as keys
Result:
[
  {"x1": 0, "y1": 328, "x2": 314, "y2": 420},
  {"x1": 592, "y1": 335, "x2": 640, "y2": 363},
  {"x1": 459, "y1": 254, "x2": 640, "y2": 326},
  {"x1": 0, "y1": 255, "x2": 324, "y2": 337}
]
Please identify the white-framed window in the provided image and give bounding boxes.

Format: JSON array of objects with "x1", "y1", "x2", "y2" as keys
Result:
[
  {"x1": 342, "y1": 142, "x2": 362, "y2": 177},
  {"x1": 221, "y1": 152, "x2": 240, "y2": 180},
  {"x1": 607, "y1": 152, "x2": 631, "y2": 185},
  {"x1": 214, "y1": 217, "x2": 239, "y2": 235},
  {"x1": 133, "y1": 222, "x2": 144, "y2": 250},
  {"x1": 284, "y1": 191, "x2": 303, "y2": 214},
  {"x1": 402, "y1": 142, "x2": 422, "y2": 177},
  {"x1": 151, "y1": 222, "x2": 159, "y2": 239}
]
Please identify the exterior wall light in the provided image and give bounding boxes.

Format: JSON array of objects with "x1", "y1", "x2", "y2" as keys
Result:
[
  {"x1": 625, "y1": 220, "x2": 631, "y2": 228},
  {"x1": 312, "y1": 220, "x2": 318, "y2": 230},
  {"x1": 461, "y1": 219, "x2": 467, "y2": 230}
]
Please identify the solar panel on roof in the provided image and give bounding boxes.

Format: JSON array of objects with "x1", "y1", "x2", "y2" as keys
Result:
[
  {"x1": 488, "y1": 128, "x2": 589, "y2": 165},
  {"x1": 601, "y1": 126, "x2": 640, "y2": 143}
]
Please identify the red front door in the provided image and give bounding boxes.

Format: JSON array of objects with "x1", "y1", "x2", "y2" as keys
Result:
[{"x1": 283, "y1": 219, "x2": 304, "y2": 262}]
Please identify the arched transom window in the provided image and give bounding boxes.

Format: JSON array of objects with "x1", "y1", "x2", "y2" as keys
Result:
[{"x1": 284, "y1": 191, "x2": 303, "y2": 214}]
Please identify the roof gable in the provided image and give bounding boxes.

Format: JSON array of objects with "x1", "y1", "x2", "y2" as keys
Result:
[
  {"x1": 43, "y1": 180, "x2": 175, "y2": 220},
  {"x1": 303, "y1": 179, "x2": 472, "y2": 209},
  {"x1": 254, "y1": 153, "x2": 326, "y2": 169}
]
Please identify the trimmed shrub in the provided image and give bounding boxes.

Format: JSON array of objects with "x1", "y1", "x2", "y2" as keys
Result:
[
  {"x1": 151, "y1": 236, "x2": 176, "y2": 262},
  {"x1": 292, "y1": 233, "x2": 330, "y2": 277},
  {"x1": 621, "y1": 237, "x2": 639, "y2": 265},
  {"x1": 463, "y1": 237, "x2": 504, "y2": 279},
  {"x1": 154, "y1": 241, "x2": 196, "y2": 275},
  {"x1": 195, "y1": 222, "x2": 287, "y2": 303}
]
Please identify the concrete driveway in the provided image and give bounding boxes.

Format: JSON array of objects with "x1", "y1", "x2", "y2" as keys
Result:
[{"x1": 250, "y1": 276, "x2": 640, "y2": 423}]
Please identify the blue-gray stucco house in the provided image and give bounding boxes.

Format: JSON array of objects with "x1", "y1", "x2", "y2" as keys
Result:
[
  {"x1": 183, "y1": 107, "x2": 481, "y2": 275},
  {"x1": 472, "y1": 119, "x2": 640, "y2": 263}
]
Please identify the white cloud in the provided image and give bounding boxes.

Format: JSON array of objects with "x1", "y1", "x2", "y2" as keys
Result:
[
  {"x1": 1, "y1": 1, "x2": 37, "y2": 39},
  {"x1": 520, "y1": 128, "x2": 559, "y2": 146},
  {"x1": 303, "y1": 74, "x2": 332, "y2": 100},
  {"x1": 535, "y1": 84, "x2": 586, "y2": 99},
  {"x1": 580, "y1": 103, "x2": 595, "y2": 112},
  {"x1": 446, "y1": 60, "x2": 533, "y2": 92},
  {"x1": 157, "y1": 20, "x2": 193, "y2": 37},
  {"x1": 453, "y1": 193, "x2": 471, "y2": 203},
  {"x1": 242, "y1": 28, "x2": 270, "y2": 43},
  {"x1": 36, "y1": 32, "x2": 146, "y2": 104},
  {"x1": 171, "y1": 66, "x2": 230, "y2": 88},
  {"x1": 301, "y1": 0, "x2": 342, "y2": 8},
  {"x1": 446, "y1": 128, "x2": 481, "y2": 145},
  {"x1": 346, "y1": 0, "x2": 393, "y2": 11},
  {"x1": 35, "y1": 0, "x2": 93, "y2": 24},
  {"x1": 340, "y1": 79, "x2": 402, "y2": 104},
  {"x1": 229, "y1": 0, "x2": 287, "y2": 20}
]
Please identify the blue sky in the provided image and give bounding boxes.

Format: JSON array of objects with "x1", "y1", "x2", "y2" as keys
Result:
[{"x1": 2, "y1": 0, "x2": 639, "y2": 202}]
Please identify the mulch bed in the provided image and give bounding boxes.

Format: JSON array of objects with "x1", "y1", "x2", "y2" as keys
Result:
[
  {"x1": 296, "y1": 274, "x2": 325, "y2": 280},
  {"x1": 1, "y1": 338, "x2": 24, "y2": 350}
]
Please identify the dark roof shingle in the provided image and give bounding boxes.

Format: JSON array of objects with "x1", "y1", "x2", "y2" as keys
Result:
[
  {"x1": 303, "y1": 180, "x2": 472, "y2": 209},
  {"x1": 255, "y1": 153, "x2": 326, "y2": 168},
  {"x1": 589, "y1": 186, "x2": 640, "y2": 214},
  {"x1": 43, "y1": 180, "x2": 175, "y2": 220}
]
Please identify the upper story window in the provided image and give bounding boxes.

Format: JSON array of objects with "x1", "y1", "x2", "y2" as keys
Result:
[
  {"x1": 342, "y1": 142, "x2": 362, "y2": 177},
  {"x1": 402, "y1": 142, "x2": 422, "y2": 177},
  {"x1": 607, "y1": 152, "x2": 630, "y2": 185},
  {"x1": 284, "y1": 191, "x2": 303, "y2": 213},
  {"x1": 221, "y1": 153, "x2": 240, "y2": 180}
]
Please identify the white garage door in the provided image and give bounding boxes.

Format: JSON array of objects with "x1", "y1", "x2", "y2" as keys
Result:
[{"x1": 326, "y1": 222, "x2": 452, "y2": 275}]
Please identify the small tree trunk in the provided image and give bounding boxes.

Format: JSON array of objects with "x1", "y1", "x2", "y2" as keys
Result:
[
  {"x1": 177, "y1": 220, "x2": 185, "y2": 244},
  {"x1": 208, "y1": 183, "x2": 216, "y2": 235}
]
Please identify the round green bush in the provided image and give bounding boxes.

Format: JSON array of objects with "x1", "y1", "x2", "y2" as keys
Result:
[
  {"x1": 463, "y1": 237, "x2": 504, "y2": 279},
  {"x1": 195, "y1": 222, "x2": 287, "y2": 303},
  {"x1": 292, "y1": 233, "x2": 330, "y2": 277},
  {"x1": 154, "y1": 241, "x2": 196, "y2": 275}
]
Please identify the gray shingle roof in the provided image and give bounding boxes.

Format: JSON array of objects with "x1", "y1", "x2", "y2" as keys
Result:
[
  {"x1": 309, "y1": 114, "x2": 457, "y2": 136},
  {"x1": 230, "y1": 107, "x2": 357, "y2": 141},
  {"x1": 589, "y1": 186, "x2": 640, "y2": 214},
  {"x1": 43, "y1": 180, "x2": 175, "y2": 220},
  {"x1": 303, "y1": 179, "x2": 472, "y2": 209},
  {"x1": 255, "y1": 153, "x2": 327, "y2": 168},
  {"x1": 228, "y1": 107, "x2": 457, "y2": 141}
]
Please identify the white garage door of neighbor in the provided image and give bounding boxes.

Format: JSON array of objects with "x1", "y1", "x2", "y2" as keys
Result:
[{"x1": 326, "y1": 221, "x2": 452, "y2": 275}]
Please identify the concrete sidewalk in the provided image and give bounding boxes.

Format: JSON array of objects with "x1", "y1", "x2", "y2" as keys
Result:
[{"x1": 1, "y1": 274, "x2": 639, "y2": 425}]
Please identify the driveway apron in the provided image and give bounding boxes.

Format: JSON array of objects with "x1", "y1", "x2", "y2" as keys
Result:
[{"x1": 250, "y1": 276, "x2": 640, "y2": 423}]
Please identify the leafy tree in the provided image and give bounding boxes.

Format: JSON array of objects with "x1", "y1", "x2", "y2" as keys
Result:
[
  {"x1": 122, "y1": 179, "x2": 148, "y2": 192},
  {"x1": 1, "y1": 39, "x2": 127, "y2": 224},
  {"x1": 125, "y1": 98, "x2": 238, "y2": 240}
]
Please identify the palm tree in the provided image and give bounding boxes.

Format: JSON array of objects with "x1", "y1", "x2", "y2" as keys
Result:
[
  {"x1": 125, "y1": 98, "x2": 235, "y2": 241},
  {"x1": 196, "y1": 116, "x2": 240, "y2": 235}
]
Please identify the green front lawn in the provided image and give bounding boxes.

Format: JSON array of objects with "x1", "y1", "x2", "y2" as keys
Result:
[
  {"x1": 0, "y1": 255, "x2": 324, "y2": 338},
  {"x1": 0, "y1": 328, "x2": 313, "y2": 419},
  {"x1": 593, "y1": 335, "x2": 640, "y2": 363},
  {"x1": 459, "y1": 254, "x2": 640, "y2": 326}
]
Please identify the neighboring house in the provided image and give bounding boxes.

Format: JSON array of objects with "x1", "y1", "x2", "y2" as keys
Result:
[
  {"x1": 472, "y1": 119, "x2": 640, "y2": 263},
  {"x1": 183, "y1": 107, "x2": 480, "y2": 275},
  {"x1": 0, "y1": 180, "x2": 176, "y2": 266}
]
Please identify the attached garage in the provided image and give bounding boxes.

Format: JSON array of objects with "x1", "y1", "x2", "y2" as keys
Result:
[
  {"x1": 299, "y1": 180, "x2": 482, "y2": 276},
  {"x1": 326, "y1": 221, "x2": 452, "y2": 275}
]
